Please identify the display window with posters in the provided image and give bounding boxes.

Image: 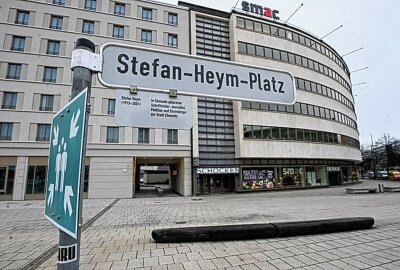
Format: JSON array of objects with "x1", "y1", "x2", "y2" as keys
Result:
[
  {"x1": 242, "y1": 167, "x2": 275, "y2": 190},
  {"x1": 280, "y1": 167, "x2": 303, "y2": 187}
]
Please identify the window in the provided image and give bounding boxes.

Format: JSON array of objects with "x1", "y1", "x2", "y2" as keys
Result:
[
  {"x1": 85, "y1": 0, "x2": 96, "y2": 10},
  {"x1": 243, "y1": 125, "x2": 252, "y2": 139},
  {"x1": 138, "y1": 128, "x2": 149, "y2": 143},
  {"x1": 53, "y1": 0, "x2": 65, "y2": 5},
  {"x1": 253, "y1": 126, "x2": 262, "y2": 139},
  {"x1": 142, "y1": 8, "x2": 153, "y2": 20},
  {"x1": 2, "y1": 92, "x2": 17, "y2": 109},
  {"x1": 43, "y1": 67, "x2": 57, "y2": 83},
  {"x1": 50, "y1": 15, "x2": 63, "y2": 30},
  {"x1": 168, "y1": 34, "x2": 178, "y2": 47},
  {"x1": 114, "y1": 2, "x2": 125, "y2": 15},
  {"x1": 106, "y1": 127, "x2": 119, "y2": 143},
  {"x1": 11, "y1": 36, "x2": 25, "y2": 51},
  {"x1": 167, "y1": 129, "x2": 178, "y2": 144},
  {"x1": 26, "y1": 166, "x2": 47, "y2": 194},
  {"x1": 47, "y1": 40, "x2": 60, "y2": 55},
  {"x1": 7, "y1": 64, "x2": 22, "y2": 80},
  {"x1": 168, "y1": 13, "x2": 178, "y2": 25},
  {"x1": 39, "y1": 95, "x2": 54, "y2": 111},
  {"x1": 82, "y1": 20, "x2": 94, "y2": 34},
  {"x1": 108, "y1": 99, "x2": 115, "y2": 115},
  {"x1": 112, "y1": 25, "x2": 124, "y2": 38},
  {"x1": 36, "y1": 124, "x2": 51, "y2": 141},
  {"x1": 16, "y1": 10, "x2": 30, "y2": 25},
  {"x1": 0, "y1": 123, "x2": 13, "y2": 140},
  {"x1": 141, "y1": 30, "x2": 152, "y2": 43}
]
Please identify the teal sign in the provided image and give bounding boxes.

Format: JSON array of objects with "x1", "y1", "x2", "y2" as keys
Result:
[{"x1": 45, "y1": 89, "x2": 87, "y2": 239}]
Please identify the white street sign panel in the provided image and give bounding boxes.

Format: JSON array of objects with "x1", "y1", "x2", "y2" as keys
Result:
[
  {"x1": 115, "y1": 89, "x2": 193, "y2": 129},
  {"x1": 45, "y1": 89, "x2": 87, "y2": 239},
  {"x1": 99, "y1": 43, "x2": 296, "y2": 104}
]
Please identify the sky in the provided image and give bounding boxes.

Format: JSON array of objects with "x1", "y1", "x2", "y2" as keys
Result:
[{"x1": 161, "y1": 0, "x2": 400, "y2": 145}]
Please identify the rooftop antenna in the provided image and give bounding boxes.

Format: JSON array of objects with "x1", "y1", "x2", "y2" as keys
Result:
[
  {"x1": 321, "y1": 24, "x2": 343, "y2": 40},
  {"x1": 350, "y1": 66, "x2": 368, "y2": 74},
  {"x1": 284, "y1": 3, "x2": 304, "y2": 25},
  {"x1": 352, "y1": 82, "x2": 366, "y2": 87},
  {"x1": 342, "y1": 47, "x2": 364, "y2": 58}
]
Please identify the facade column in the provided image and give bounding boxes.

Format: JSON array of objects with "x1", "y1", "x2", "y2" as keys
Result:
[{"x1": 13, "y1": 156, "x2": 28, "y2": 201}]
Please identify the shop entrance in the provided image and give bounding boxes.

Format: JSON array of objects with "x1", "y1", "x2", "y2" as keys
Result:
[
  {"x1": 198, "y1": 174, "x2": 235, "y2": 194},
  {"x1": 328, "y1": 171, "x2": 342, "y2": 186},
  {"x1": 134, "y1": 157, "x2": 181, "y2": 197}
]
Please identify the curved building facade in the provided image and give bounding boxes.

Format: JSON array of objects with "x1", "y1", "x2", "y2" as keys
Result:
[{"x1": 185, "y1": 3, "x2": 361, "y2": 193}]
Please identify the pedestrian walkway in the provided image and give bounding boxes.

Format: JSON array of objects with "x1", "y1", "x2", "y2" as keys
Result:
[{"x1": 1, "y1": 179, "x2": 399, "y2": 269}]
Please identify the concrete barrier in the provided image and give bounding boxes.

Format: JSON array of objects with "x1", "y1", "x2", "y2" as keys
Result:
[{"x1": 151, "y1": 217, "x2": 374, "y2": 243}]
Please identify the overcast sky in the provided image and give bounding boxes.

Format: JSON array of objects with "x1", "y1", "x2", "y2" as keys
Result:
[{"x1": 162, "y1": 0, "x2": 399, "y2": 145}]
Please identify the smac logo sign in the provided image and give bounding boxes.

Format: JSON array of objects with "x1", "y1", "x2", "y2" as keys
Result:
[{"x1": 241, "y1": 1, "x2": 280, "y2": 20}]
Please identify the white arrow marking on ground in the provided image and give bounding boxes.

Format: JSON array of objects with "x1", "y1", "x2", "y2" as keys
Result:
[
  {"x1": 69, "y1": 109, "x2": 81, "y2": 139},
  {"x1": 47, "y1": 183, "x2": 54, "y2": 206},
  {"x1": 64, "y1": 185, "x2": 74, "y2": 217},
  {"x1": 52, "y1": 125, "x2": 59, "y2": 146}
]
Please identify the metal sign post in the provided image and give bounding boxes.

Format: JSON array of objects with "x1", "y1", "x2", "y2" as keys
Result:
[{"x1": 44, "y1": 38, "x2": 100, "y2": 269}]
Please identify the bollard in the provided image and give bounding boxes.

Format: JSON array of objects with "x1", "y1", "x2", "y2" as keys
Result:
[{"x1": 378, "y1": 184, "x2": 384, "y2": 193}]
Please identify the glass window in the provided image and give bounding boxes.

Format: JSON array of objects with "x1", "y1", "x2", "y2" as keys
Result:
[
  {"x1": 238, "y1": 42, "x2": 246, "y2": 53},
  {"x1": 253, "y1": 126, "x2": 262, "y2": 139},
  {"x1": 11, "y1": 36, "x2": 25, "y2": 51},
  {"x1": 245, "y1": 20, "x2": 254, "y2": 30},
  {"x1": 296, "y1": 129, "x2": 304, "y2": 141},
  {"x1": 106, "y1": 127, "x2": 119, "y2": 143},
  {"x1": 141, "y1": 30, "x2": 152, "y2": 43},
  {"x1": 311, "y1": 131, "x2": 317, "y2": 141},
  {"x1": 2, "y1": 92, "x2": 17, "y2": 109},
  {"x1": 264, "y1": 48, "x2": 273, "y2": 58},
  {"x1": 281, "y1": 51, "x2": 288, "y2": 62},
  {"x1": 304, "y1": 130, "x2": 311, "y2": 141},
  {"x1": 82, "y1": 20, "x2": 95, "y2": 34},
  {"x1": 256, "y1": 46, "x2": 264, "y2": 56},
  {"x1": 108, "y1": 99, "x2": 115, "y2": 115},
  {"x1": 142, "y1": 8, "x2": 153, "y2": 20},
  {"x1": 280, "y1": 128, "x2": 288, "y2": 140},
  {"x1": 43, "y1": 67, "x2": 57, "y2": 83},
  {"x1": 307, "y1": 105, "x2": 314, "y2": 116},
  {"x1": 39, "y1": 94, "x2": 54, "y2": 111},
  {"x1": 237, "y1": 17, "x2": 245, "y2": 28},
  {"x1": 16, "y1": 10, "x2": 30, "y2": 25},
  {"x1": 262, "y1": 24, "x2": 270, "y2": 34},
  {"x1": 53, "y1": 0, "x2": 65, "y2": 5},
  {"x1": 272, "y1": 49, "x2": 280, "y2": 60},
  {"x1": 269, "y1": 104, "x2": 277, "y2": 111},
  {"x1": 317, "y1": 131, "x2": 323, "y2": 142},
  {"x1": 301, "y1": 103, "x2": 308, "y2": 115},
  {"x1": 47, "y1": 40, "x2": 60, "y2": 55},
  {"x1": 254, "y1": 22, "x2": 262, "y2": 32},
  {"x1": 288, "y1": 53, "x2": 295, "y2": 63},
  {"x1": 286, "y1": 105, "x2": 294, "y2": 113},
  {"x1": 288, "y1": 128, "x2": 296, "y2": 140},
  {"x1": 85, "y1": 0, "x2": 96, "y2": 10},
  {"x1": 243, "y1": 125, "x2": 252, "y2": 139},
  {"x1": 168, "y1": 34, "x2": 178, "y2": 47},
  {"x1": 314, "y1": 106, "x2": 320, "y2": 117},
  {"x1": 7, "y1": 64, "x2": 22, "y2": 80},
  {"x1": 0, "y1": 123, "x2": 13, "y2": 140},
  {"x1": 278, "y1": 28, "x2": 285, "y2": 37},
  {"x1": 36, "y1": 124, "x2": 51, "y2": 141},
  {"x1": 50, "y1": 15, "x2": 63, "y2": 30},
  {"x1": 294, "y1": 103, "x2": 301, "y2": 114},
  {"x1": 292, "y1": 32, "x2": 299, "y2": 42},
  {"x1": 26, "y1": 165, "x2": 47, "y2": 194},
  {"x1": 247, "y1": 44, "x2": 255, "y2": 55},
  {"x1": 167, "y1": 129, "x2": 178, "y2": 144},
  {"x1": 271, "y1": 127, "x2": 279, "y2": 139},
  {"x1": 138, "y1": 128, "x2": 149, "y2": 143},
  {"x1": 297, "y1": 79, "x2": 305, "y2": 90},
  {"x1": 114, "y1": 2, "x2": 125, "y2": 15},
  {"x1": 112, "y1": 25, "x2": 124, "y2": 38},
  {"x1": 270, "y1": 26, "x2": 278, "y2": 35},
  {"x1": 295, "y1": 55, "x2": 302, "y2": 65},
  {"x1": 262, "y1": 127, "x2": 271, "y2": 139},
  {"x1": 242, "y1": 101, "x2": 250, "y2": 109},
  {"x1": 168, "y1": 13, "x2": 178, "y2": 25}
]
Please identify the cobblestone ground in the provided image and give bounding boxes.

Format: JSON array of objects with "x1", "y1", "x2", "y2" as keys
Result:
[{"x1": 1, "y1": 179, "x2": 400, "y2": 270}]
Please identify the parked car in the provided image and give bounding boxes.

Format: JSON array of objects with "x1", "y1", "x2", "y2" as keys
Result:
[
  {"x1": 389, "y1": 171, "x2": 400, "y2": 180},
  {"x1": 376, "y1": 171, "x2": 388, "y2": 180}
]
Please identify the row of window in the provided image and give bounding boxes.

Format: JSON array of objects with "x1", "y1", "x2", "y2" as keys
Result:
[
  {"x1": 16, "y1": 2, "x2": 179, "y2": 24},
  {"x1": 238, "y1": 41, "x2": 352, "y2": 93},
  {"x1": 1, "y1": 92, "x2": 55, "y2": 111},
  {"x1": 236, "y1": 17, "x2": 349, "y2": 76},
  {"x1": 0, "y1": 122, "x2": 179, "y2": 144},
  {"x1": 243, "y1": 125, "x2": 360, "y2": 149},
  {"x1": 295, "y1": 77, "x2": 354, "y2": 111},
  {"x1": 242, "y1": 101, "x2": 358, "y2": 130},
  {"x1": 6, "y1": 63, "x2": 58, "y2": 82}
]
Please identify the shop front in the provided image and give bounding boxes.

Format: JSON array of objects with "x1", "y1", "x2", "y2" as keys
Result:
[
  {"x1": 241, "y1": 165, "x2": 328, "y2": 191},
  {"x1": 327, "y1": 166, "x2": 342, "y2": 186},
  {"x1": 196, "y1": 167, "x2": 239, "y2": 194}
]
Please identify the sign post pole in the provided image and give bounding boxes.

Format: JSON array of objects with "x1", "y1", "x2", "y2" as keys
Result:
[{"x1": 57, "y1": 38, "x2": 95, "y2": 270}]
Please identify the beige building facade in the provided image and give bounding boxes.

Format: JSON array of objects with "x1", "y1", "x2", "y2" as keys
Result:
[{"x1": 0, "y1": 0, "x2": 361, "y2": 200}]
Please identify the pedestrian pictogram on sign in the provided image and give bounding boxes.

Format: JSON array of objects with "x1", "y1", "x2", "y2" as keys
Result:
[{"x1": 45, "y1": 88, "x2": 88, "y2": 238}]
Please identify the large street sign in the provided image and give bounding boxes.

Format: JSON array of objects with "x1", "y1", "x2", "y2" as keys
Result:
[
  {"x1": 99, "y1": 43, "x2": 296, "y2": 104},
  {"x1": 45, "y1": 89, "x2": 87, "y2": 239},
  {"x1": 115, "y1": 89, "x2": 193, "y2": 129}
]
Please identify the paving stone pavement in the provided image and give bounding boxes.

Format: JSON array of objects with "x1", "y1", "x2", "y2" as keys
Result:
[{"x1": 1, "y1": 179, "x2": 400, "y2": 270}]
